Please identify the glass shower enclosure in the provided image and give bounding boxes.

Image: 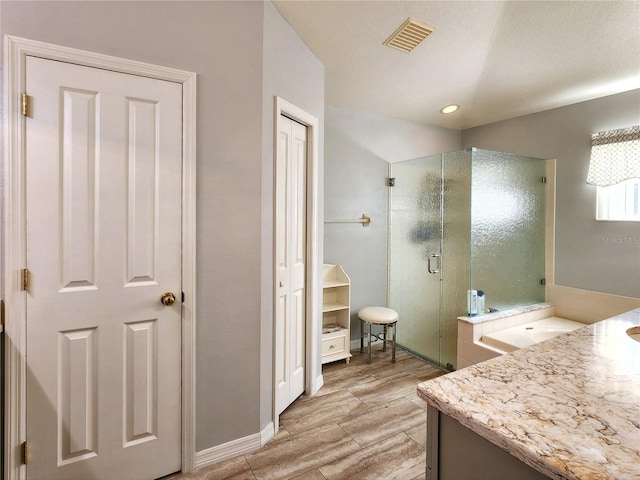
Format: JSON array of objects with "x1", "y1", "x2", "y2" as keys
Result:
[{"x1": 388, "y1": 148, "x2": 546, "y2": 370}]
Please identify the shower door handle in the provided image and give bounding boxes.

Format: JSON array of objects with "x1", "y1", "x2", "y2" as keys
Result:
[{"x1": 427, "y1": 254, "x2": 441, "y2": 274}]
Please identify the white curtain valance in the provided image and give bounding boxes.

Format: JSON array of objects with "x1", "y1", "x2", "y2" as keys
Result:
[{"x1": 586, "y1": 125, "x2": 640, "y2": 187}]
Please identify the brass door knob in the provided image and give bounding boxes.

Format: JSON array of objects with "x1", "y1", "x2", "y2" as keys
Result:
[{"x1": 161, "y1": 292, "x2": 176, "y2": 306}]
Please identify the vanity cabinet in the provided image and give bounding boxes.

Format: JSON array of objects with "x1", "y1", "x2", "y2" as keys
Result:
[
  {"x1": 426, "y1": 406, "x2": 550, "y2": 480},
  {"x1": 322, "y1": 264, "x2": 352, "y2": 364}
]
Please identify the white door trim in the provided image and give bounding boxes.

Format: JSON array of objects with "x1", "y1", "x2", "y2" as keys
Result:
[
  {"x1": 2, "y1": 35, "x2": 197, "y2": 479},
  {"x1": 273, "y1": 97, "x2": 322, "y2": 429}
]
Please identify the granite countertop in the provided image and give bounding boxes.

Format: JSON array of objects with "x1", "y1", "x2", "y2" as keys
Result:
[
  {"x1": 417, "y1": 308, "x2": 640, "y2": 480},
  {"x1": 457, "y1": 302, "x2": 554, "y2": 324}
]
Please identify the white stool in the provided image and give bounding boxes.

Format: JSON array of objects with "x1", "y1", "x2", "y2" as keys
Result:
[{"x1": 358, "y1": 306, "x2": 399, "y2": 364}]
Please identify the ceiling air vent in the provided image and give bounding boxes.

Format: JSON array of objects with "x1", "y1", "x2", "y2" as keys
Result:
[{"x1": 383, "y1": 18, "x2": 434, "y2": 53}]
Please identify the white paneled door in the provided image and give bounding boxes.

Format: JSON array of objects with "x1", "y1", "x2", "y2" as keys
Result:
[
  {"x1": 24, "y1": 56, "x2": 182, "y2": 480},
  {"x1": 275, "y1": 115, "x2": 307, "y2": 416}
]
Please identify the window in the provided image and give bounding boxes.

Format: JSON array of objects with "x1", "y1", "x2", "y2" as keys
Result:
[
  {"x1": 587, "y1": 125, "x2": 640, "y2": 221},
  {"x1": 596, "y1": 178, "x2": 640, "y2": 221}
]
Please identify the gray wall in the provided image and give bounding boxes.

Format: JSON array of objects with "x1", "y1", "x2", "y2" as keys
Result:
[
  {"x1": 324, "y1": 107, "x2": 460, "y2": 340},
  {"x1": 0, "y1": 0, "x2": 324, "y2": 453},
  {"x1": 260, "y1": 1, "x2": 325, "y2": 429},
  {"x1": 462, "y1": 90, "x2": 640, "y2": 298}
]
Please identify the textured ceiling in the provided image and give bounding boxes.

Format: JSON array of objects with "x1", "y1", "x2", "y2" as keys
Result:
[{"x1": 273, "y1": 0, "x2": 640, "y2": 130}]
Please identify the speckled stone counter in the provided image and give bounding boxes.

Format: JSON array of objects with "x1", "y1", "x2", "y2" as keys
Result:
[
  {"x1": 458, "y1": 302, "x2": 554, "y2": 325},
  {"x1": 418, "y1": 308, "x2": 640, "y2": 480}
]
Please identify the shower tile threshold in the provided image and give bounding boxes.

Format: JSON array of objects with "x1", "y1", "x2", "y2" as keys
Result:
[{"x1": 169, "y1": 348, "x2": 446, "y2": 480}]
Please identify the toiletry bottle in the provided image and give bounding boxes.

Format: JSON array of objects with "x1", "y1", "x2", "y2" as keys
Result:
[
  {"x1": 467, "y1": 290, "x2": 478, "y2": 316},
  {"x1": 477, "y1": 290, "x2": 485, "y2": 315}
]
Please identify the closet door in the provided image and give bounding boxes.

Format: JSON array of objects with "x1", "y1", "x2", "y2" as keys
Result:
[{"x1": 275, "y1": 115, "x2": 307, "y2": 415}]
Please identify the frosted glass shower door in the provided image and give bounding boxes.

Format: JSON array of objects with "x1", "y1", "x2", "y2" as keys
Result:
[
  {"x1": 440, "y1": 151, "x2": 472, "y2": 369},
  {"x1": 389, "y1": 154, "x2": 443, "y2": 365}
]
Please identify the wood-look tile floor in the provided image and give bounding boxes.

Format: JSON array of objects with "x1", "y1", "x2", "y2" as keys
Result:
[{"x1": 170, "y1": 347, "x2": 445, "y2": 480}]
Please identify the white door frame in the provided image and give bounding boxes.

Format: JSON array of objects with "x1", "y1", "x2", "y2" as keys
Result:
[
  {"x1": 273, "y1": 97, "x2": 322, "y2": 428},
  {"x1": 2, "y1": 35, "x2": 197, "y2": 479}
]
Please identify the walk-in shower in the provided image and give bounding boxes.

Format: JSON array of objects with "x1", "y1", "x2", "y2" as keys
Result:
[{"x1": 388, "y1": 148, "x2": 546, "y2": 370}]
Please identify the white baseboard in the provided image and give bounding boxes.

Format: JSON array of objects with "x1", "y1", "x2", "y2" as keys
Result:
[
  {"x1": 314, "y1": 373, "x2": 324, "y2": 394},
  {"x1": 260, "y1": 421, "x2": 274, "y2": 446},
  {"x1": 195, "y1": 422, "x2": 274, "y2": 470}
]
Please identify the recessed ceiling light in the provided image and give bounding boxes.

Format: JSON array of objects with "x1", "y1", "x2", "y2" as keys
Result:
[{"x1": 440, "y1": 104, "x2": 459, "y2": 114}]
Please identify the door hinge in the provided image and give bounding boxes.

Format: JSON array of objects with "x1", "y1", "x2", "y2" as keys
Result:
[
  {"x1": 22, "y1": 268, "x2": 30, "y2": 292},
  {"x1": 540, "y1": 278, "x2": 546, "y2": 286},
  {"x1": 21, "y1": 93, "x2": 30, "y2": 117},
  {"x1": 387, "y1": 177, "x2": 396, "y2": 187},
  {"x1": 20, "y1": 441, "x2": 29, "y2": 465},
  {"x1": 541, "y1": 176, "x2": 547, "y2": 184}
]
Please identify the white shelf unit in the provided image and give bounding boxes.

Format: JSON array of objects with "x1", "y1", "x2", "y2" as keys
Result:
[{"x1": 322, "y1": 264, "x2": 352, "y2": 364}]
